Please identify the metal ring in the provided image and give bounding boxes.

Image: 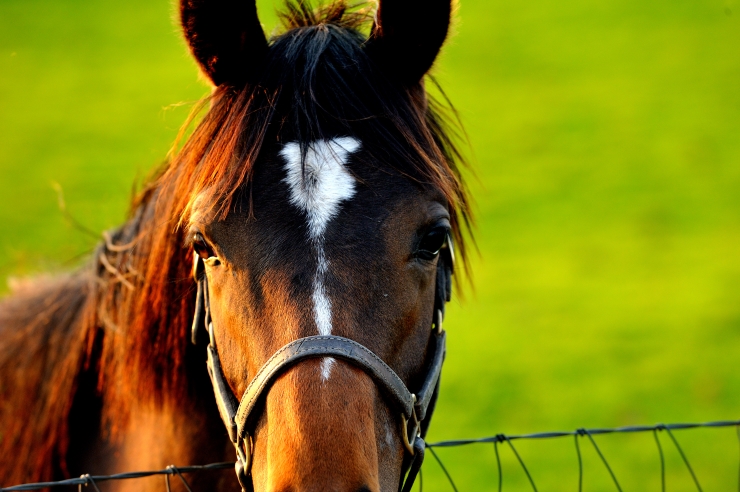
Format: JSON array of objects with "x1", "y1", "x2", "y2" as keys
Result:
[
  {"x1": 236, "y1": 434, "x2": 253, "y2": 475},
  {"x1": 401, "y1": 395, "x2": 420, "y2": 455},
  {"x1": 235, "y1": 434, "x2": 253, "y2": 491},
  {"x1": 192, "y1": 252, "x2": 204, "y2": 281}
]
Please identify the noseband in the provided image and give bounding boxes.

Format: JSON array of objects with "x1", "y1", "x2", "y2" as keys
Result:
[{"x1": 191, "y1": 236, "x2": 454, "y2": 492}]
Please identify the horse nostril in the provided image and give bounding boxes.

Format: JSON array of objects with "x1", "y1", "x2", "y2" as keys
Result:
[{"x1": 356, "y1": 487, "x2": 372, "y2": 492}]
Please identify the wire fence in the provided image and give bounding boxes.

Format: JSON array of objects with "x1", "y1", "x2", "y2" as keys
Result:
[
  {"x1": 2, "y1": 419, "x2": 739, "y2": 492},
  {"x1": 424, "y1": 419, "x2": 740, "y2": 492},
  {"x1": 0, "y1": 463, "x2": 234, "y2": 492}
]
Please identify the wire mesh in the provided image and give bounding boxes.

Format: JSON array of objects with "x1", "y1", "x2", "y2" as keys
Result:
[{"x1": 1, "y1": 420, "x2": 739, "y2": 491}]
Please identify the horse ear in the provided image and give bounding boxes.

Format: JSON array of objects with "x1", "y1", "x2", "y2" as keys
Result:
[
  {"x1": 180, "y1": 0, "x2": 268, "y2": 86},
  {"x1": 365, "y1": 0, "x2": 453, "y2": 86}
]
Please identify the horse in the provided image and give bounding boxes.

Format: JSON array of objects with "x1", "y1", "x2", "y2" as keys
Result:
[{"x1": 0, "y1": 1, "x2": 470, "y2": 490}]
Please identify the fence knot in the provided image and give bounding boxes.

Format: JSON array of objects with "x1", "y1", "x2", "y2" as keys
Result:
[
  {"x1": 656, "y1": 423, "x2": 667, "y2": 432},
  {"x1": 165, "y1": 465, "x2": 193, "y2": 492},
  {"x1": 495, "y1": 433, "x2": 508, "y2": 443},
  {"x1": 576, "y1": 428, "x2": 587, "y2": 436},
  {"x1": 78, "y1": 474, "x2": 100, "y2": 492}
]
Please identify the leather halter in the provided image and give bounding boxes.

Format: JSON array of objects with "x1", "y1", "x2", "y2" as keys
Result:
[{"x1": 191, "y1": 236, "x2": 454, "y2": 492}]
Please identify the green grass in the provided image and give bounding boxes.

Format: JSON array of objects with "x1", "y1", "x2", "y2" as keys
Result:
[{"x1": 2, "y1": 0, "x2": 740, "y2": 490}]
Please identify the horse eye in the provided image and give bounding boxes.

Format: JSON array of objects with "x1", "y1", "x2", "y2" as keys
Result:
[
  {"x1": 416, "y1": 227, "x2": 448, "y2": 261},
  {"x1": 192, "y1": 233, "x2": 216, "y2": 260}
]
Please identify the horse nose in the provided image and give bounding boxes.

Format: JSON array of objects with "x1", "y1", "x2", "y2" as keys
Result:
[
  {"x1": 270, "y1": 487, "x2": 373, "y2": 492},
  {"x1": 269, "y1": 487, "x2": 373, "y2": 492},
  {"x1": 251, "y1": 358, "x2": 386, "y2": 492}
]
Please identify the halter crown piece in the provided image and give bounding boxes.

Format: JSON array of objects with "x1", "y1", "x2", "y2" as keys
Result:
[{"x1": 190, "y1": 235, "x2": 455, "y2": 492}]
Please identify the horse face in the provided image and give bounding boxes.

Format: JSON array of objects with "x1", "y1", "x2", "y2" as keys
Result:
[
  {"x1": 180, "y1": 1, "x2": 458, "y2": 490},
  {"x1": 189, "y1": 140, "x2": 448, "y2": 491}
]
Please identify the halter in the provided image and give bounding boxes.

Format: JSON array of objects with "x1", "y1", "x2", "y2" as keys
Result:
[{"x1": 191, "y1": 236, "x2": 454, "y2": 492}]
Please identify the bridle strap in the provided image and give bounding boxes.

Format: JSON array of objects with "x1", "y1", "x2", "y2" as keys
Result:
[
  {"x1": 415, "y1": 317, "x2": 445, "y2": 423},
  {"x1": 207, "y1": 341, "x2": 240, "y2": 442},
  {"x1": 235, "y1": 333, "x2": 446, "y2": 437},
  {"x1": 400, "y1": 437, "x2": 426, "y2": 492}
]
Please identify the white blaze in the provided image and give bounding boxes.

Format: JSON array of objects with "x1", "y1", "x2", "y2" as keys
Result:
[{"x1": 280, "y1": 137, "x2": 361, "y2": 380}]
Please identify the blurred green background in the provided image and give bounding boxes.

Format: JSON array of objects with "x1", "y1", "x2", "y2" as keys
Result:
[{"x1": 1, "y1": 0, "x2": 739, "y2": 490}]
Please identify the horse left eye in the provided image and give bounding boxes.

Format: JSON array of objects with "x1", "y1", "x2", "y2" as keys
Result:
[
  {"x1": 193, "y1": 233, "x2": 216, "y2": 260},
  {"x1": 416, "y1": 227, "x2": 448, "y2": 261}
]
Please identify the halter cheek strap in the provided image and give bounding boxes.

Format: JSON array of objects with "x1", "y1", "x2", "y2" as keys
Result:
[{"x1": 191, "y1": 235, "x2": 454, "y2": 492}]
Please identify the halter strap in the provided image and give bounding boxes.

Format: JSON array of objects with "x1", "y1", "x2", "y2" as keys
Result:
[{"x1": 237, "y1": 335, "x2": 416, "y2": 433}]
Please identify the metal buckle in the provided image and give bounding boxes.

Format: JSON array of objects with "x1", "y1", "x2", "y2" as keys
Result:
[
  {"x1": 235, "y1": 434, "x2": 253, "y2": 491},
  {"x1": 400, "y1": 395, "x2": 420, "y2": 455},
  {"x1": 433, "y1": 308, "x2": 444, "y2": 335},
  {"x1": 443, "y1": 232, "x2": 455, "y2": 272}
]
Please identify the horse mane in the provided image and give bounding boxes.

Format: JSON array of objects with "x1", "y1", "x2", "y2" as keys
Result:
[
  {"x1": 0, "y1": 0, "x2": 471, "y2": 483},
  {"x1": 0, "y1": 273, "x2": 96, "y2": 483}
]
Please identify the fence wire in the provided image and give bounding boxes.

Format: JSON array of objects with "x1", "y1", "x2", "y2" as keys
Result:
[
  {"x1": 0, "y1": 463, "x2": 234, "y2": 492},
  {"x1": 2, "y1": 419, "x2": 739, "y2": 491},
  {"x1": 424, "y1": 419, "x2": 740, "y2": 492}
]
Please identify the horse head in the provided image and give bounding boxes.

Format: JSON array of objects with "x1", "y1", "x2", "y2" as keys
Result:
[{"x1": 176, "y1": 1, "x2": 468, "y2": 490}]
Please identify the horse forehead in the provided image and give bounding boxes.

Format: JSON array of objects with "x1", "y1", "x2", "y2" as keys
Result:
[{"x1": 279, "y1": 137, "x2": 362, "y2": 237}]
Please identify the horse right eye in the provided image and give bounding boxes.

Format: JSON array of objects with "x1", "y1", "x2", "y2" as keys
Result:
[
  {"x1": 416, "y1": 226, "x2": 449, "y2": 261},
  {"x1": 193, "y1": 233, "x2": 216, "y2": 260}
]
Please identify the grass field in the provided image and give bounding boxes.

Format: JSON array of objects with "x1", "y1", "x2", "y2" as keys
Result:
[{"x1": 2, "y1": 0, "x2": 740, "y2": 489}]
